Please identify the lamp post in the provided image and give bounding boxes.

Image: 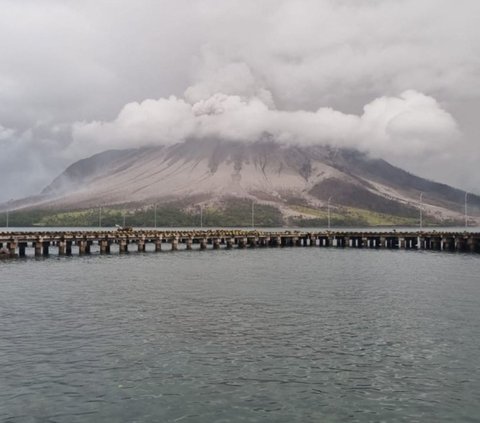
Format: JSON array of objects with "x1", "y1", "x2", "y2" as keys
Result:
[
  {"x1": 98, "y1": 206, "x2": 102, "y2": 228},
  {"x1": 6, "y1": 209, "x2": 9, "y2": 228},
  {"x1": 251, "y1": 200, "x2": 255, "y2": 229},
  {"x1": 200, "y1": 205, "x2": 203, "y2": 229},
  {"x1": 419, "y1": 192, "x2": 424, "y2": 229},
  {"x1": 154, "y1": 203, "x2": 157, "y2": 229},
  {"x1": 327, "y1": 197, "x2": 332, "y2": 230},
  {"x1": 123, "y1": 210, "x2": 126, "y2": 227},
  {"x1": 465, "y1": 192, "x2": 468, "y2": 228}
]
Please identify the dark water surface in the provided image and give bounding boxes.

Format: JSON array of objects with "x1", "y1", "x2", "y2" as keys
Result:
[{"x1": 1, "y1": 248, "x2": 480, "y2": 422}]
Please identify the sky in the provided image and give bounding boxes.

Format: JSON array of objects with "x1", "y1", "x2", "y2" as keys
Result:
[{"x1": 1, "y1": 0, "x2": 479, "y2": 202}]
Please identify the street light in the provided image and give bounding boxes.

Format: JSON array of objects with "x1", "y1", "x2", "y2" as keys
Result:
[
  {"x1": 154, "y1": 203, "x2": 157, "y2": 229},
  {"x1": 465, "y1": 192, "x2": 468, "y2": 228},
  {"x1": 251, "y1": 200, "x2": 255, "y2": 229},
  {"x1": 5, "y1": 209, "x2": 9, "y2": 228},
  {"x1": 98, "y1": 206, "x2": 102, "y2": 228},
  {"x1": 419, "y1": 192, "x2": 424, "y2": 229},
  {"x1": 199, "y1": 205, "x2": 203, "y2": 229},
  {"x1": 327, "y1": 196, "x2": 332, "y2": 230}
]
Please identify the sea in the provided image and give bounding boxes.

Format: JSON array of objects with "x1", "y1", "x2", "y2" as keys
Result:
[{"x1": 1, "y1": 227, "x2": 480, "y2": 422}]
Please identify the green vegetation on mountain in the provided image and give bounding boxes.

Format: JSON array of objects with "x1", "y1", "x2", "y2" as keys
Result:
[
  {"x1": 289, "y1": 205, "x2": 420, "y2": 227},
  {"x1": 1, "y1": 199, "x2": 460, "y2": 228}
]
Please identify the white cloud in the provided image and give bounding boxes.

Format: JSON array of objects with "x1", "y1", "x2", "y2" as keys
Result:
[
  {"x1": 358, "y1": 90, "x2": 459, "y2": 156},
  {"x1": 70, "y1": 96, "x2": 196, "y2": 156},
  {"x1": 71, "y1": 89, "x2": 458, "y2": 165}
]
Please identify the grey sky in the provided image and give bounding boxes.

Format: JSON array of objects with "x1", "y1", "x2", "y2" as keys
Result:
[{"x1": 1, "y1": 0, "x2": 479, "y2": 202}]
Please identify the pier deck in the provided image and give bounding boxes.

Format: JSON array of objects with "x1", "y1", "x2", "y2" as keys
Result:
[{"x1": 1, "y1": 229, "x2": 480, "y2": 258}]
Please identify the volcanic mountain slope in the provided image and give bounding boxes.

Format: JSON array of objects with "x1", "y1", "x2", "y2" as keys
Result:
[{"x1": 6, "y1": 139, "x2": 480, "y2": 224}]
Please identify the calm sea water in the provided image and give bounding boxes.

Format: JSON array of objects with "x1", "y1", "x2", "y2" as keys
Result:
[{"x1": 1, "y1": 246, "x2": 480, "y2": 422}]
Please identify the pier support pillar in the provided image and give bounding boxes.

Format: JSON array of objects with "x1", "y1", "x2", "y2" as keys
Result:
[
  {"x1": 99, "y1": 240, "x2": 108, "y2": 254},
  {"x1": 213, "y1": 238, "x2": 220, "y2": 249},
  {"x1": 226, "y1": 238, "x2": 234, "y2": 249},
  {"x1": 66, "y1": 241, "x2": 72, "y2": 255},
  {"x1": 467, "y1": 237, "x2": 476, "y2": 253},
  {"x1": 138, "y1": 240, "x2": 145, "y2": 253},
  {"x1": 19, "y1": 242, "x2": 27, "y2": 257},
  {"x1": 34, "y1": 241, "x2": 42, "y2": 257},
  {"x1": 238, "y1": 237, "x2": 247, "y2": 249},
  {"x1": 200, "y1": 238, "x2": 207, "y2": 250},
  {"x1": 380, "y1": 237, "x2": 387, "y2": 248},
  {"x1": 155, "y1": 238, "x2": 162, "y2": 252},
  {"x1": 42, "y1": 241, "x2": 50, "y2": 256},
  {"x1": 78, "y1": 241, "x2": 86, "y2": 255},
  {"x1": 186, "y1": 238, "x2": 193, "y2": 250},
  {"x1": 8, "y1": 242, "x2": 17, "y2": 257},
  {"x1": 418, "y1": 237, "x2": 425, "y2": 250},
  {"x1": 58, "y1": 241, "x2": 66, "y2": 256},
  {"x1": 119, "y1": 240, "x2": 127, "y2": 254}
]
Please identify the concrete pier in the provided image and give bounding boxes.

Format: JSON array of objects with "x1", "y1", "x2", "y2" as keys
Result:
[
  {"x1": 119, "y1": 239, "x2": 127, "y2": 254},
  {"x1": 34, "y1": 240, "x2": 42, "y2": 257},
  {"x1": 99, "y1": 240, "x2": 108, "y2": 254},
  {"x1": 19, "y1": 242, "x2": 27, "y2": 257},
  {"x1": 171, "y1": 237, "x2": 179, "y2": 251},
  {"x1": 1, "y1": 229, "x2": 479, "y2": 259}
]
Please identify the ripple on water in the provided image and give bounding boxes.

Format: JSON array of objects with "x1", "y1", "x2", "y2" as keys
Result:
[{"x1": 1, "y1": 248, "x2": 480, "y2": 422}]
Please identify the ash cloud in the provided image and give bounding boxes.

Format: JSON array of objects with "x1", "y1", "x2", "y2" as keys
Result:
[
  {"x1": 71, "y1": 89, "x2": 458, "y2": 163},
  {"x1": 0, "y1": 0, "x2": 479, "y2": 201}
]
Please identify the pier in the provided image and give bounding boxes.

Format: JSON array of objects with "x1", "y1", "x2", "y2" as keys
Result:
[{"x1": 1, "y1": 229, "x2": 480, "y2": 258}]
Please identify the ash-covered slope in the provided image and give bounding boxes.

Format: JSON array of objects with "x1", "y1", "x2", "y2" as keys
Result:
[
  {"x1": 9, "y1": 139, "x2": 480, "y2": 223},
  {"x1": 42, "y1": 149, "x2": 139, "y2": 195}
]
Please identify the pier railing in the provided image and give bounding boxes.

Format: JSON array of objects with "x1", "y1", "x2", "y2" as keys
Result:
[{"x1": 1, "y1": 230, "x2": 479, "y2": 258}]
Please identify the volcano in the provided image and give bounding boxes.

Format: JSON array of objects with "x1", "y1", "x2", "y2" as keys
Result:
[{"x1": 4, "y1": 139, "x2": 480, "y2": 226}]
